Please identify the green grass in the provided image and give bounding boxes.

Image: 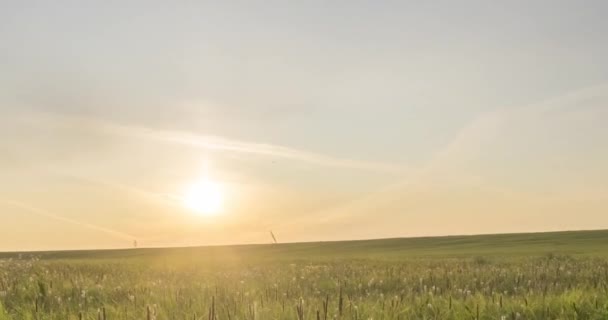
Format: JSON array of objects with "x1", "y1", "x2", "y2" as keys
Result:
[
  {"x1": 1, "y1": 229, "x2": 608, "y2": 319},
  {"x1": 3, "y1": 229, "x2": 608, "y2": 261}
]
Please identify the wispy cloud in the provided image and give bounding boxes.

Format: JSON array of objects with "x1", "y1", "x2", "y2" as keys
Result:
[
  {"x1": 27, "y1": 113, "x2": 409, "y2": 174},
  {"x1": 0, "y1": 199, "x2": 138, "y2": 242},
  {"x1": 274, "y1": 83, "x2": 608, "y2": 232}
]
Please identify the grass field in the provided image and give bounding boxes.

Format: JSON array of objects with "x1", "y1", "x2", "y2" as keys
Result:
[{"x1": 1, "y1": 230, "x2": 608, "y2": 319}]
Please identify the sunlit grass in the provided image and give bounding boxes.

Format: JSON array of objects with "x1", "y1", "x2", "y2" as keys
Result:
[{"x1": 1, "y1": 230, "x2": 608, "y2": 319}]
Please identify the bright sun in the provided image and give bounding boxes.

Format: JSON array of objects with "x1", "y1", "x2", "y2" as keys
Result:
[{"x1": 182, "y1": 179, "x2": 224, "y2": 216}]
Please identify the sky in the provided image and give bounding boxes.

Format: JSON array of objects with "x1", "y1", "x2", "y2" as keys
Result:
[{"x1": 1, "y1": 1, "x2": 607, "y2": 251}]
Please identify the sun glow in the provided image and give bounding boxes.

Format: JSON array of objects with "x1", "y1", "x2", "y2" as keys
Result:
[{"x1": 182, "y1": 179, "x2": 224, "y2": 216}]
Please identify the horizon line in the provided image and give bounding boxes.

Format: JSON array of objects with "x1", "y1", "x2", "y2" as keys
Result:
[{"x1": 2, "y1": 227, "x2": 606, "y2": 255}]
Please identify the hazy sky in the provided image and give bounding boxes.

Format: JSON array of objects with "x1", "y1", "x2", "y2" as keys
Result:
[{"x1": 1, "y1": 1, "x2": 607, "y2": 250}]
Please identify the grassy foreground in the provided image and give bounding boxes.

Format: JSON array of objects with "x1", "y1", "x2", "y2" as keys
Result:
[{"x1": 1, "y1": 230, "x2": 608, "y2": 319}]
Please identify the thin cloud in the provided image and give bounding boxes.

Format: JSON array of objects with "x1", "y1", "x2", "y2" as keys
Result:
[
  {"x1": 275, "y1": 82, "x2": 608, "y2": 230},
  {"x1": 28, "y1": 113, "x2": 409, "y2": 174},
  {"x1": 0, "y1": 199, "x2": 138, "y2": 242},
  {"x1": 108, "y1": 124, "x2": 408, "y2": 173}
]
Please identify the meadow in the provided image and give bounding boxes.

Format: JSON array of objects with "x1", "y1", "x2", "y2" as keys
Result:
[{"x1": 1, "y1": 230, "x2": 608, "y2": 319}]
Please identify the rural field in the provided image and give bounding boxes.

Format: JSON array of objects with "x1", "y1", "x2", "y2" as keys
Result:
[
  {"x1": 1, "y1": 230, "x2": 608, "y2": 320},
  {"x1": 3, "y1": 1, "x2": 607, "y2": 319}
]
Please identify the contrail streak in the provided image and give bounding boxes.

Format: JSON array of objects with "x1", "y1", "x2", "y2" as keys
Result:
[
  {"x1": 274, "y1": 82, "x2": 608, "y2": 229},
  {"x1": 28, "y1": 113, "x2": 409, "y2": 174},
  {"x1": 0, "y1": 199, "x2": 138, "y2": 242},
  {"x1": 102, "y1": 123, "x2": 408, "y2": 173}
]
